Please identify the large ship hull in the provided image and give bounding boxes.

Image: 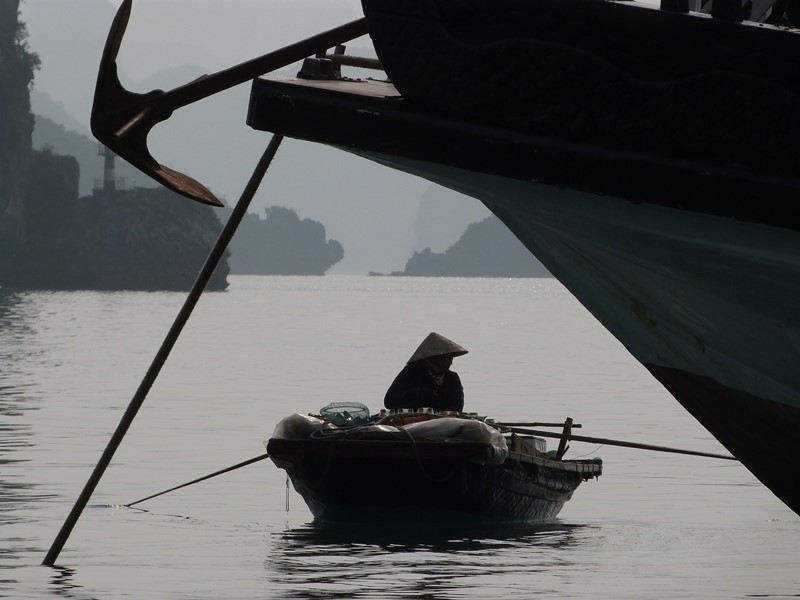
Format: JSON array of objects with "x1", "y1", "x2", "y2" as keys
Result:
[{"x1": 360, "y1": 153, "x2": 800, "y2": 517}]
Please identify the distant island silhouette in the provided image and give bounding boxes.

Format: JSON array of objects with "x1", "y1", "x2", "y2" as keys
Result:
[
  {"x1": 0, "y1": 5, "x2": 227, "y2": 291},
  {"x1": 5, "y1": 174, "x2": 231, "y2": 292},
  {"x1": 0, "y1": 5, "x2": 344, "y2": 290},
  {"x1": 10, "y1": 5, "x2": 543, "y2": 284},
  {"x1": 219, "y1": 205, "x2": 343, "y2": 275},
  {"x1": 374, "y1": 215, "x2": 552, "y2": 277},
  {"x1": 30, "y1": 112, "x2": 344, "y2": 279}
]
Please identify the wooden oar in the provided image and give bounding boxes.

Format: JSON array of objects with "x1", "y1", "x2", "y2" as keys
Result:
[
  {"x1": 42, "y1": 135, "x2": 285, "y2": 568},
  {"x1": 127, "y1": 453, "x2": 270, "y2": 508},
  {"x1": 507, "y1": 426, "x2": 737, "y2": 460},
  {"x1": 496, "y1": 422, "x2": 583, "y2": 428}
]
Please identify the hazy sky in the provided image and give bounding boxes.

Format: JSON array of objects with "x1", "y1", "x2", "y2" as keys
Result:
[{"x1": 20, "y1": 0, "x2": 487, "y2": 274}]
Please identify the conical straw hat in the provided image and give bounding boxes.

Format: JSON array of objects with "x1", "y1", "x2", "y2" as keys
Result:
[{"x1": 407, "y1": 332, "x2": 468, "y2": 364}]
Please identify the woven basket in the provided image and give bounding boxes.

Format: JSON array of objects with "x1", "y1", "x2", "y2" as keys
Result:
[{"x1": 319, "y1": 402, "x2": 370, "y2": 426}]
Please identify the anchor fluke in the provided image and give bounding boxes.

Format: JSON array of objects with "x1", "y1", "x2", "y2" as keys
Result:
[
  {"x1": 91, "y1": 0, "x2": 222, "y2": 206},
  {"x1": 91, "y1": 0, "x2": 369, "y2": 206}
]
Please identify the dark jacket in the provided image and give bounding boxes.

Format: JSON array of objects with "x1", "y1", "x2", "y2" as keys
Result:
[{"x1": 384, "y1": 361, "x2": 464, "y2": 412}]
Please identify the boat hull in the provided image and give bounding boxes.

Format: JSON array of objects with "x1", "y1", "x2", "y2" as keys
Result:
[
  {"x1": 361, "y1": 0, "x2": 800, "y2": 180},
  {"x1": 267, "y1": 438, "x2": 601, "y2": 522}
]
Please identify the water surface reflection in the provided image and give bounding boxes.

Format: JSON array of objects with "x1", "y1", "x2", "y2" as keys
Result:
[
  {"x1": 269, "y1": 520, "x2": 596, "y2": 599},
  {"x1": 48, "y1": 565, "x2": 101, "y2": 600}
]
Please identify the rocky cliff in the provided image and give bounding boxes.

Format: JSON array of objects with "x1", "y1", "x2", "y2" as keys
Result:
[
  {"x1": 220, "y1": 205, "x2": 343, "y2": 275},
  {"x1": 0, "y1": 0, "x2": 38, "y2": 274},
  {"x1": 387, "y1": 216, "x2": 551, "y2": 277},
  {"x1": 0, "y1": 6, "x2": 228, "y2": 291}
]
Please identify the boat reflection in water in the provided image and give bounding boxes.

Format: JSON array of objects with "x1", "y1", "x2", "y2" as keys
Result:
[
  {"x1": 273, "y1": 518, "x2": 588, "y2": 552},
  {"x1": 268, "y1": 520, "x2": 592, "y2": 597},
  {"x1": 245, "y1": 0, "x2": 800, "y2": 516}
]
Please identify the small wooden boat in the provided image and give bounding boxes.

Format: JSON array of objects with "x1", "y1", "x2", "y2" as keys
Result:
[{"x1": 265, "y1": 408, "x2": 602, "y2": 522}]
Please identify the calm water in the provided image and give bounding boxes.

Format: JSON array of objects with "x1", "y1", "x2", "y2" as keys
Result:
[{"x1": 1, "y1": 275, "x2": 797, "y2": 599}]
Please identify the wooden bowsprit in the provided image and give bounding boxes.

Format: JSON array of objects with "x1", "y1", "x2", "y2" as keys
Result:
[
  {"x1": 44, "y1": 0, "x2": 369, "y2": 568},
  {"x1": 91, "y1": 0, "x2": 368, "y2": 206},
  {"x1": 42, "y1": 133, "x2": 285, "y2": 567}
]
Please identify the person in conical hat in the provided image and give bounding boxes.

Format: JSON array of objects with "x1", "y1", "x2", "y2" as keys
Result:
[{"x1": 384, "y1": 332, "x2": 468, "y2": 412}]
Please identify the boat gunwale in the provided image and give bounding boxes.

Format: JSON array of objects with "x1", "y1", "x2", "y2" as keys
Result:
[
  {"x1": 265, "y1": 437, "x2": 603, "y2": 475},
  {"x1": 247, "y1": 76, "x2": 800, "y2": 230}
]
